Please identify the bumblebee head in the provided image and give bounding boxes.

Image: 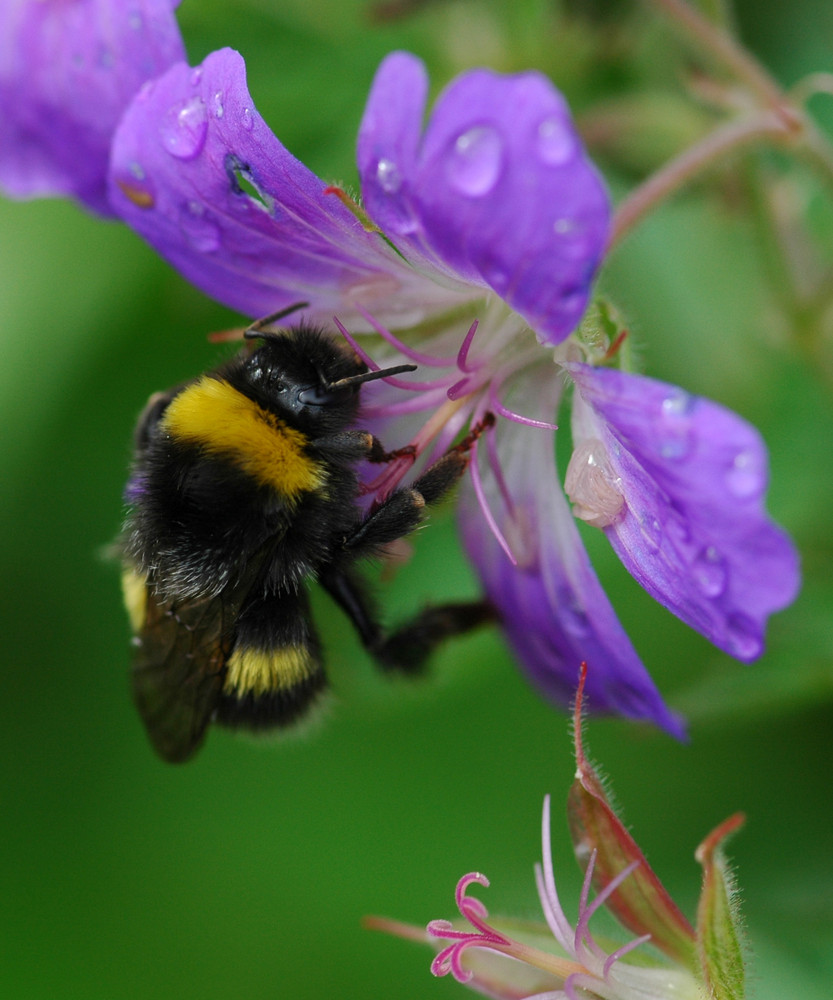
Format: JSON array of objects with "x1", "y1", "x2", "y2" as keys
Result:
[{"x1": 239, "y1": 324, "x2": 416, "y2": 432}]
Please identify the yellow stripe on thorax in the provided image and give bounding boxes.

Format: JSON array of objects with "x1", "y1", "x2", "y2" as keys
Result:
[
  {"x1": 121, "y1": 568, "x2": 148, "y2": 632},
  {"x1": 161, "y1": 377, "x2": 325, "y2": 498},
  {"x1": 224, "y1": 645, "x2": 316, "y2": 697}
]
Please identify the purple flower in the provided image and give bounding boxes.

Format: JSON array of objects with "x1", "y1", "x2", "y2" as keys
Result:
[
  {"x1": 0, "y1": 0, "x2": 184, "y2": 215},
  {"x1": 5, "y1": 15, "x2": 797, "y2": 731},
  {"x1": 100, "y1": 47, "x2": 799, "y2": 733}
]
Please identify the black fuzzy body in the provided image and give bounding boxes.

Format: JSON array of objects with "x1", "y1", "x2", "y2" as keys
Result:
[{"x1": 120, "y1": 325, "x2": 492, "y2": 762}]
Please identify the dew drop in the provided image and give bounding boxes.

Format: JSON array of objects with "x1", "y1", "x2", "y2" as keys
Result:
[
  {"x1": 160, "y1": 96, "x2": 208, "y2": 160},
  {"x1": 190, "y1": 67, "x2": 203, "y2": 87},
  {"x1": 725, "y1": 613, "x2": 763, "y2": 660},
  {"x1": 564, "y1": 438, "x2": 625, "y2": 528},
  {"x1": 240, "y1": 106, "x2": 254, "y2": 131},
  {"x1": 661, "y1": 388, "x2": 694, "y2": 417},
  {"x1": 446, "y1": 125, "x2": 503, "y2": 197},
  {"x1": 666, "y1": 512, "x2": 695, "y2": 559},
  {"x1": 725, "y1": 448, "x2": 765, "y2": 499},
  {"x1": 179, "y1": 202, "x2": 221, "y2": 252},
  {"x1": 212, "y1": 91, "x2": 224, "y2": 118},
  {"x1": 638, "y1": 514, "x2": 663, "y2": 554},
  {"x1": 482, "y1": 262, "x2": 509, "y2": 293},
  {"x1": 692, "y1": 545, "x2": 728, "y2": 598},
  {"x1": 375, "y1": 158, "x2": 402, "y2": 194},
  {"x1": 536, "y1": 116, "x2": 576, "y2": 166},
  {"x1": 657, "y1": 389, "x2": 696, "y2": 460}
]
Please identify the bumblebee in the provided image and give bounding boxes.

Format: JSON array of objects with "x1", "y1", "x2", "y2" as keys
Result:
[{"x1": 120, "y1": 315, "x2": 493, "y2": 762}]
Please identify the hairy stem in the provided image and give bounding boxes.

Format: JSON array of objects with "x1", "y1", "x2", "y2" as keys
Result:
[
  {"x1": 609, "y1": 111, "x2": 795, "y2": 249},
  {"x1": 649, "y1": 0, "x2": 785, "y2": 112}
]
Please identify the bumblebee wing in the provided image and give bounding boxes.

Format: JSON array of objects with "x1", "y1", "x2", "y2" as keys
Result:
[{"x1": 127, "y1": 576, "x2": 238, "y2": 763}]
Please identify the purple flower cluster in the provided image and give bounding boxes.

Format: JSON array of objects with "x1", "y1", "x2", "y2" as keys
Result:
[{"x1": 0, "y1": 1, "x2": 800, "y2": 734}]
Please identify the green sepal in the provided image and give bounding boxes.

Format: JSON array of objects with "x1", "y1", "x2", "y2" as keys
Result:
[
  {"x1": 566, "y1": 666, "x2": 698, "y2": 969},
  {"x1": 695, "y1": 813, "x2": 747, "y2": 1000}
]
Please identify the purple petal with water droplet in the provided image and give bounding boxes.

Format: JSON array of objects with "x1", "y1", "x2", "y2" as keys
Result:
[
  {"x1": 567, "y1": 363, "x2": 800, "y2": 660},
  {"x1": 357, "y1": 52, "x2": 611, "y2": 344},
  {"x1": 458, "y1": 375, "x2": 684, "y2": 736},
  {"x1": 0, "y1": 0, "x2": 185, "y2": 215},
  {"x1": 108, "y1": 48, "x2": 420, "y2": 319}
]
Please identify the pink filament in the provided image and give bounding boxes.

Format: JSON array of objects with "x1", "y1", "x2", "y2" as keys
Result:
[
  {"x1": 355, "y1": 303, "x2": 460, "y2": 368},
  {"x1": 468, "y1": 439, "x2": 518, "y2": 566}
]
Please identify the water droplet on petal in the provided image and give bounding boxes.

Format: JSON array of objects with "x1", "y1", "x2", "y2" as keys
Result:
[
  {"x1": 666, "y1": 511, "x2": 695, "y2": 559},
  {"x1": 638, "y1": 514, "x2": 663, "y2": 553},
  {"x1": 446, "y1": 125, "x2": 503, "y2": 197},
  {"x1": 536, "y1": 116, "x2": 576, "y2": 166},
  {"x1": 661, "y1": 388, "x2": 694, "y2": 417},
  {"x1": 725, "y1": 448, "x2": 765, "y2": 499},
  {"x1": 657, "y1": 389, "x2": 696, "y2": 460},
  {"x1": 482, "y1": 262, "x2": 509, "y2": 293},
  {"x1": 179, "y1": 202, "x2": 221, "y2": 252},
  {"x1": 190, "y1": 67, "x2": 203, "y2": 87},
  {"x1": 692, "y1": 545, "x2": 728, "y2": 597},
  {"x1": 725, "y1": 613, "x2": 763, "y2": 659},
  {"x1": 160, "y1": 97, "x2": 208, "y2": 160},
  {"x1": 376, "y1": 157, "x2": 402, "y2": 194},
  {"x1": 564, "y1": 438, "x2": 625, "y2": 528},
  {"x1": 212, "y1": 91, "x2": 224, "y2": 119},
  {"x1": 240, "y1": 106, "x2": 254, "y2": 131}
]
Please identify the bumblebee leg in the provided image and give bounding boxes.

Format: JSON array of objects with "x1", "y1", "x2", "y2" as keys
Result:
[
  {"x1": 374, "y1": 599, "x2": 497, "y2": 674},
  {"x1": 321, "y1": 567, "x2": 495, "y2": 675},
  {"x1": 216, "y1": 588, "x2": 326, "y2": 730},
  {"x1": 319, "y1": 566, "x2": 384, "y2": 652},
  {"x1": 344, "y1": 413, "x2": 495, "y2": 556}
]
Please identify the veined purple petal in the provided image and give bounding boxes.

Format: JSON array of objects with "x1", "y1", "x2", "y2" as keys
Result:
[
  {"x1": 567, "y1": 363, "x2": 800, "y2": 660},
  {"x1": 0, "y1": 0, "x2": 185, "y2": 215},
  {"x1": 108, "y1": 48, "x2": 434, "y2": 321},
  {"x1": 358, "y1": 52, "x2": 611, "y2": 344},
  {"x1": 357, "y1": 51, "x2": 428, "y2": 246},
  {"x1": 458, "y1": 374, "x2": 684, "y2": 736}
]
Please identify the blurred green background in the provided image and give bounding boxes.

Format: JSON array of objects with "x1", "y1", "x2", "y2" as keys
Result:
[{"x1": 2, "y1": 1, "x2": 832, "y2": 998}]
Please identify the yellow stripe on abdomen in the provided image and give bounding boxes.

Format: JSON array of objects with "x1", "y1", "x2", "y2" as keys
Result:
[
  {"x1": 161, "y1": 377, "x2": 325, "y2": 498},
  {"x1": 223, "y1": 645, "x2": 317, "y2": 697}
]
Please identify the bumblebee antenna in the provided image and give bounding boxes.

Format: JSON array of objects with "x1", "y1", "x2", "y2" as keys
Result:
[
  {"x1": 327, "y1": 364, "x2": 417, "y2": 390},
  {"x1": 243, "y1": 301, "x2": 310, "y2": 340}
]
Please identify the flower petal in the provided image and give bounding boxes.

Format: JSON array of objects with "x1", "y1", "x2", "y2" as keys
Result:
[
  {"x1": 358, "y1": 52, "x2": 611, "y2": 344},
  {"x1": 0, "y1": 0, "x2": 185, "y2": 215},
  {"x1": 108, "y1": 47, "x2": 433, "y2": 321},
  {"x1": 457, "y1": 377, "x2": 684, "y2": 736},
  {"x1": 567, "y1": 363, "x2": 800, "y2": 660}
]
